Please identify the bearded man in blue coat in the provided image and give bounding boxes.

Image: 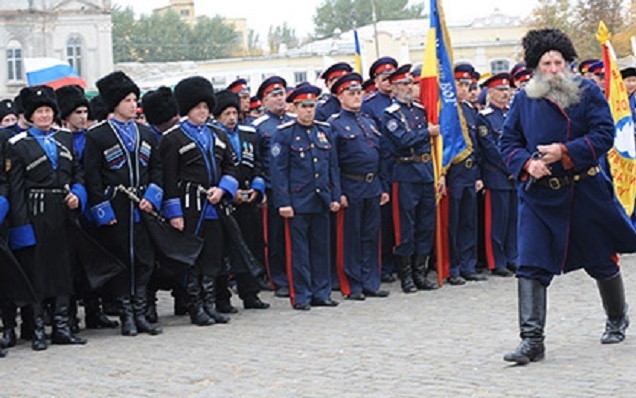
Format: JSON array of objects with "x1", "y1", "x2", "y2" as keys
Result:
[{"x1": 500, "y1": 28, "x2": 636, "y2": 365}]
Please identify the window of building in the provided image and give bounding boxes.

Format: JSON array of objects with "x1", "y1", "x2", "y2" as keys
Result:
[
  {"x1": 490, "y1": 59, "x2": 510, "y2": 74},
  {"x1": 67, "y1": 35, "x2": 83, "y2": 76},
  {"x1": 294, "y1": 71, "x2": 307, "y2": 84},
  {"x1": 7, "y1": 40, "x2": 23, "y2": 81},
  {"x1": 180, "y1": 9, "x2": 190, "y2": 17}
]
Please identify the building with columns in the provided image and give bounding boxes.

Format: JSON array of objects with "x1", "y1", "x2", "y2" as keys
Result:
[{"x1": 0, "y1": 0, "x2": 114, "y2": 98}]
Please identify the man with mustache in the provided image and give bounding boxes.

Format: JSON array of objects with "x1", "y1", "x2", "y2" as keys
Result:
[{"x1": 500, "y1": 28, "x2": 636, "y2": 365}]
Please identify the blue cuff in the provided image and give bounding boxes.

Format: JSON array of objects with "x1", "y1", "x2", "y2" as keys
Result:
[
  {"x1": 9, "y1": 224, "x2": 36, "y2": 250},
  {"x1": 71, "y1": 183, "x2": 88, "y2": 213},
  {"x1": 0, "y1": 196, "x2": 8, "y2": 225},
  {"x1": 90, "y1": 200, "x2": 116, "y2": 227},
  {"x1": 143, "y1": 183, "x2": 164, "y2": 211},
  {"x1": 163, "y1": 198, "x2": 183, "y2": 219},
  {"x1": 251, "y1": 176, "x2": 266, "y2": 196},
  {"x1": 219, "y1": 175, "x2": 239, "y2": 199}
]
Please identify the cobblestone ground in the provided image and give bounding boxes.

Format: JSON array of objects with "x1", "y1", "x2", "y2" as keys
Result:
[{"x1": 3, "y1": 256, "x2": 636, "y2": 397}]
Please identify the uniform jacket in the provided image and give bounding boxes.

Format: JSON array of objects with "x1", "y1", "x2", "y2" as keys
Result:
[
  {"x1": 500, "y1": 78, "x2": 636, "y2": 273},
  {"x1": 330, "y1": 109, "x2": 384, "y2": 198},
  {"x1": 159, "y1": 120, "x2": 238, "y2": 234},
  {"x1": 476, "y1": 104, "x2": 516, "y2": 190},
  {"x1": 252, "y1": 110, "x2": 295, "y2": 188},
  {"x1": 315, "y1": 94, "x2": 341, "y2": 122},
  {"x1": 446, "y1": 101, "x2": 482, "y2": 190},
  {"x1": 381, "y1": 100, "x2": 434, "y2": 184},
  {"x1": 270, "y1": 119, "x2": 341, "y2": 214}
]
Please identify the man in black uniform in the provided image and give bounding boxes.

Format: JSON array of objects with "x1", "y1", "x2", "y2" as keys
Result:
[
  {"x1": 212, "y1": 90, "x2": 270, "y2": 312},
  {"x1": 6, "y1": 86, "x2": 87, "y2": 350},
  {"x1": 160, "y1": 77, "x2": 239, "y2": 326},
  {"x1": 84, "y1": 71, "x2": 164, "y2": 337}
]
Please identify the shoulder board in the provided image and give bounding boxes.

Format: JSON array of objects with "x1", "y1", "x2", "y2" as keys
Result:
[
  {"x1": 54, "y1": 126, "x2": 72, "y2": 134},
  {"x1": 327, "y1": 113, "x2": 341, "y2": 123},
  {"x1": 8, "y1": 131, "x2": 28, "y2": 145},
  {"x1": 163, "y1": 123, "x2": 181, "y2": 136},
  {"x1": 252, "y1": 114, "x2": 270, "y2": 127},
  {"x1": 314, "y1": 120, "x2": 330, "y2": 127},
  {"x1": 479, "y1": 107, "x2": 494, "y2": 116},
  {"x1": 317, "y1": 97, "x2": 329, "y2": 105},
  {"x1": 386, "y1": 103, "x2": 400, "y2": 113},
  {"x1": 412, "y1": 102, "x2": 425, "y2": 110},
  {"x1": 87, "y1": 119, "x2": 108, "y2": 131},
  {"x1": 286, "y1": 112, "x2": 297, "y2": 118},
  {"x1": 238, "y1": 125, "x2": 257, "y2": 133},
  {"x1": 277, "y1": 120, "x2": 296, "y2": 130},
  {"x1": 363, "y1": 92, "x2": 377, "y2": 102}
]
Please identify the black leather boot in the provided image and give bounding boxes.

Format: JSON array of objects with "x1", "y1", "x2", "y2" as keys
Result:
[
  {"x1": 20, "y1": 305, "x2": 34, "y2": 340},
  {"x1": 396, "y1": 256, "x2": 418, "y2": 293},
  {"x1": 215, "y1": 275, "x2": 238, "y2": 314},
  {"x1": 132, "y1": 288, "x2": 162, "y2": 335},
  {"x1": 1, "y1": 302, "x2": 17, "y2": 348},
  {"x1": 118, "y1": 296, "x2": 137, "y2": 337},
  {"x1": 31, "y1": 303, "x2": 48, "y2": 351},
  {"x1": 145, "y1": 289, "x2": 159, "y2": 324},
  {"x1": 85, "y1": 296, "x2": 119, "y2": 329},
  {"x1": 413, "y1": 255, "x2": 438, "y2": 290},
  {"x1": 597, "y1": 273, "x2": 629, "y2": 344},
  {"x1": 0, "y1": 347, "x2": 6, "y2": 358},
  {"x1": 504, "y1": 278, "x2": 546, "y2": 365},
  {"x1": 51, "y1": 296, "x2": 87, "y2": 345},
  {"x1": 186, "y1": 274, "x2": 215, "y2": 326},
  {"x1": 202, "y1": 276, "x2": 230, "y2": 323}
]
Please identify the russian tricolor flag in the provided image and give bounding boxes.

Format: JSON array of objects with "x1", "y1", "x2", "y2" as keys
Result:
[{"x1": 24, "y1": 58, "x2": 86, "y2": 89}]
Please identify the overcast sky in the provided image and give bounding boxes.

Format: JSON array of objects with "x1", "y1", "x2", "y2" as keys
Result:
[{"x1": 112, "y1": 0, "x2": 538, "y2": 39}]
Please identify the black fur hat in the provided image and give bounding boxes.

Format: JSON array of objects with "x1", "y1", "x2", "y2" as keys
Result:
[
  {"x1": 212, "y1": 89, "x2": 240, "y2": 117},
  {"x1": 142, "y1": 86, "x2": 178, "y2": 126},
  {"x1": 96, "y1": 71, "x2": 140, "y2": 112},
  {"x1": 0, "y1": 99, "x2": 17, "y2": 122},
  {"x1": 174, "y1": 76, "x2": 216, "y2": 117},
  {"x1": 13, "y1": 94, "x2": 23, "y2": 114},
  {"x1": 55, "y1": 84, "x2": 89, "y2": 120},
  {"x1": 19, "y1": 86, "x2": 59, "y2": 122},
  {"x1": 522, "y1": 29, "x2": 577, "y2": 69},
  {"x1": 88, "y1": 95, "x2": 109, "y2": 122}
]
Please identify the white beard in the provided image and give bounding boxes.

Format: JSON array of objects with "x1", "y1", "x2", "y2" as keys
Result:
[{"x1": 525, "y1": 69, "x2": 583, "y2": 109}]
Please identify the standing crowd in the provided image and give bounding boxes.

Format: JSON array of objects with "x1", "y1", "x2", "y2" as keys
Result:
[{"x1": 1, "y1": 28, "x2": 635, "y2": 366}]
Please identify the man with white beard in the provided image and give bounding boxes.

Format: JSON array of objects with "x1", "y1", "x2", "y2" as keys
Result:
[{"x1": 499, "y1": 28, "x2": 636, "y2": 366}]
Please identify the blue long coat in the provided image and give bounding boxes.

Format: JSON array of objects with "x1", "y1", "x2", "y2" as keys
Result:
[{"x1": 500, "y1": 78, "x2": 636, "y2": 274}]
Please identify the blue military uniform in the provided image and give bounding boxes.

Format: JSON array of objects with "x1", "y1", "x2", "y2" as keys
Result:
[
  {"x1": 476, "y1": 102, "x2": 518, "y2": 272},
  {"x1": 315, "y1": 62, "x2": 352, "y2": 122},
  {"x1": 252, "y1": 76, "x2": 293, "y2": 294},
  {"x1": 329, "y1": 74, "x2": 386, "y2": 297},
  {"x1": 270, "y1": 85, "x2": 341, "y2": 309}
]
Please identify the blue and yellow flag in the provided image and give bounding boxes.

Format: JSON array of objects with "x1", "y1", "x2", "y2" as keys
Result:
[
  {"x1": 597, "y1": 21, "x2": 636, "y2": 216},
  {"x1": 353, "y1": 30, "x2": 362, "y2": 74}
]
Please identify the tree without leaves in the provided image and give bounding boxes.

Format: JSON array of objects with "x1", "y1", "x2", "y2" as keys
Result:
[
  {"x1": 268, "y1": 23, "x2": 299, "y2": 54},
  {"x1": 570, "y1": 0, "x2": 625, "y2": 60},
  {"x1": 528, "y1": 0, "x2": 573, "y2": 33},
  {"x1": 313, "y1": 0, "x2": 424, "y2": 39}
]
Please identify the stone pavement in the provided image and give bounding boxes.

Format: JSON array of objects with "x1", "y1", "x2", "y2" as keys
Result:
[{"x1": 3, "y1": 256, "x2": 636, "y2": 398}]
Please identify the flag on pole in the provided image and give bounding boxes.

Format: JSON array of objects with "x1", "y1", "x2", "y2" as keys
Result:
[
  {"x1": 353, "y1": 30, "x2": 362, "y2": 74},
  {"x1": 24, "y1": 58, "x2": 86, "y2": 89},
  {"x1": 597, "y1": 21, "x2": 636, "y2": 216},
  {"x1": 420, "y1": 0, "x2": 473, "y2": 285}
]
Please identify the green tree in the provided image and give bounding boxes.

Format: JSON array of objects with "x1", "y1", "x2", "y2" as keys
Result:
[
  {"x1": 111, "y1": 6, "x2": 137, "y2": 62},
  {"x1": 191, "y1": 16, "x2": 238, "y2": 60},
  {"x1": 134, "y1": 10, "x2": 191, "y2": 62},
  {"x1": 313, "y1": 0, "x2": 424, "y2": 38},
  {"x1": 247, "y1": 29, "x2": 263, "y2": 56},
  {"x1": 528, "y1": 0, "x2": 573, "y2": 33},
  {"x1": 268, "y1": 23, "x2": 299, "y2": 54},
  {"x1": 571, "y1": 0, "x2": 626, "y2": 60}
]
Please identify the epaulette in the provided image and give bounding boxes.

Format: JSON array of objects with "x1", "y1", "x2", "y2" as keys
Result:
[
  {"x1": 252, "y1": 114, "x2": 270, "y2": 127},
  {"x1": 327, "y1": 113, "x2": 341, "y2": 123},
  {"x1": 163, "y1": 123, "x2": 180, "y2": 136},
  {"x1": 8, "y1": 131, "x2": 28, "y2": 145},
  {"x1": 314, "y1": 120, "x2": 330, "y2": 127},
  {"x1": 286, "y1": 112, "x2": 297, "y2": 118},
  {"x1": 412, "y1": 102, "x2": 425, "y2": 110},
  {"x1": 479, "y1": 107, "x2": 494, "y2": 116},
  {"x1": 317, "y1": 96, "x2": 329, "y2": 106},
  {"x1": 386, "y1": 103, "x2": 400, "y2": 113},
  {"x1": 54, "y1": 126, "x2": 71, "y2": 134},
  {"x1": 363, "y1": 92, "x2": 377, "y2": 102},
  {"x1": 238, "y1": 125, "x2": 257, "y2": 133},
  {"x1": 277, "y1": 120, "x2": 296, "y2": 130},
  {"x1": 87, "y1": 119, "x2": 108, "y2": 131}
]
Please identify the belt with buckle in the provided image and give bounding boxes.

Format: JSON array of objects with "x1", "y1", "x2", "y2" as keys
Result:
[
  {"x1": 341, "y1": 171, "x2": 376, "y2": 183},
  {"x1": 29, "y1": 188, "x2": 66, "y2": 195},
  {"x1": 395, "y1": 153, "x2": 431, "y2": 164},
  {"x1": 536, "y1": 165, "x2": 601, "y2": 190}
]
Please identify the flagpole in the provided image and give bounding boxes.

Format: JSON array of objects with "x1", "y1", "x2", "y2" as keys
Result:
[{"x1": 371, "y1": 0, "x2": 380, "y2": 58}]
